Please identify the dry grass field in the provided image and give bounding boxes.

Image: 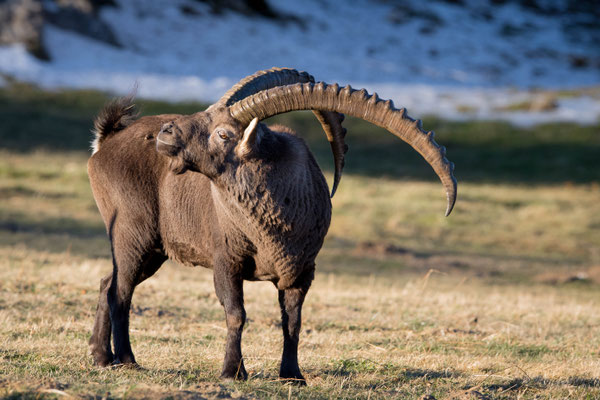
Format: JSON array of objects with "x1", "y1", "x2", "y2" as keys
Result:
[{"x1": 1, "y1": 85, "x2": 600, "y2": 399}]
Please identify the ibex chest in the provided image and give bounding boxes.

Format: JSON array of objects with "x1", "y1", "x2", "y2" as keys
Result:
[{"x1": 213, "y1": 184, "x2": 331, "y2": 288}]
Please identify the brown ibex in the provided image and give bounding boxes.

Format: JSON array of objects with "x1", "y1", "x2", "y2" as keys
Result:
[{"x1": 88, "y1": 67, "x2": 456, "y2": 384}]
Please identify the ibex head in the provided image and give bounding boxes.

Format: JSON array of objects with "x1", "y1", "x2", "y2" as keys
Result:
[
  {"x1": 156, "y1": 68, "x2": 457, "y2": 216},
  {"x1": 156, "y1": 107, "x2": 256, "y2": 178}
]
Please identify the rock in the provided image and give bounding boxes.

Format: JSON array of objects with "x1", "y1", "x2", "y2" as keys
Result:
[
  {"x1": 0, "y1": 0, "x2": 119, "y2": 61},
  {"x1": 529, "y1": 94, "x2": 558, "y2": 112},
  {"x1": 0, "y1": 0, "x2": 48, "y2": 59},
  {"x1": 44, "y1": 0, "x2": 120, "y2": 48},
  {"x1": 194, "y1": 0, "x2": 303, "y2": 26},
  {"x1": 53, "y1": 0, "x2": 117, "y2": 14}
]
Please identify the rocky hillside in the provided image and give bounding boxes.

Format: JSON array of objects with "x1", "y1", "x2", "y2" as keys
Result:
[{"x1": 0, "y1": 0, "x2": 598, "y2": 124}]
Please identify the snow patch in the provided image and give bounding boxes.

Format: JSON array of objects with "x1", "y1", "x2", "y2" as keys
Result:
[{"x1": 0, "y1": 0, "x2": 598, "y2": 125}]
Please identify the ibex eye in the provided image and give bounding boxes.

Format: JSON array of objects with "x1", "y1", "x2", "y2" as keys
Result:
[{"x1": 217, "y1": 131, "x2": 229, "y2": 141}]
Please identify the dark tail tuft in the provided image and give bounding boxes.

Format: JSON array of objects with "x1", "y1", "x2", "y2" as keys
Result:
[{"x1": 92, "y1": 94, "x2": 138, "y2": 153}]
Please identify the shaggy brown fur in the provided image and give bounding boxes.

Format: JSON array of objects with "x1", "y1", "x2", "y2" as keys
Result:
[{"x1": 88, "y1": 98, "x2": 330, "y2": 383}]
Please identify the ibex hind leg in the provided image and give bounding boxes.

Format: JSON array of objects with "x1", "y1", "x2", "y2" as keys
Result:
[
  {"x1": 90, "y1": 272, "x2": 115, "y2": 366},
  {"x1": 90, "y1": 249, "x2": 165, "y2": 366},
  {"x1": 108, "y1": 245, "x2": 166, "y2": 366},
  {"x1": 90, "y1": 213, "x2": 166, "y2": 367}
]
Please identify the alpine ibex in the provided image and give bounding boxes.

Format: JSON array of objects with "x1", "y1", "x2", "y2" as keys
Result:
[{"x1": 88, "y1": 68, "x2": 456, "y2": 384}]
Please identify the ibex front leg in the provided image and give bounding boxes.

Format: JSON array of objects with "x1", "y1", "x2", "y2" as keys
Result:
[
  {"x1": 278, "y1": 275, "x2": 311, "y2": 385},
  {"x1": 214, "y1": 261, "x2": 248, "y2": 380}
]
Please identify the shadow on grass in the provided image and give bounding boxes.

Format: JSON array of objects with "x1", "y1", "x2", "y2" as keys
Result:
[
  {"x1": 2, "y1": 392, "x2": 57, "y2": 400},
  {"x1": 0, "y1": 211, "x2": 109, "y2": 257},
  {"x1": 323, "y1": 358, "x2": 600, "y2": 394},
  {"x1": 2, "y1": 388, "x2": 234, "y2": 400},
  {"x1": 2, "y1": 84, "x2": 599, "y2": 185},
  {"x1": 325, "y1": 359, "x2": 462, "y2": 380},
  {"x1": 402, "y1": 368, "x2": 461, "y2": 380},
  {"x1": 1, "y1": 212, "x2": 105, "y2": 238},
  {"x1": 479, "y1": 376, "x2": 600, "y2": 394},
  {"x1": 0, "y1": 186, "x2": 70, "y2": 199}
]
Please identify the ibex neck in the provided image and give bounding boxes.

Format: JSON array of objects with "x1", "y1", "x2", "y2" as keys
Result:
[{"x1": 212, "y1": 154, "x2": 331, "y2": 247}]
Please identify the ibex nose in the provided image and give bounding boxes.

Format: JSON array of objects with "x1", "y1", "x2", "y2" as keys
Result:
[
  {"x1": 159, "y1": 122, "x2": 174, "y2": 135},
  {"x1": 156, "y1": 122, "x2": 180, "y2": 155}
]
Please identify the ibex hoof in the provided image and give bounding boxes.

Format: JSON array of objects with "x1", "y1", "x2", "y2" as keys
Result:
[
  {"x1": 220, "y1": 369, "x2": 248, "y2": 381},
  {"x1": 279, "y1": 377, "x2": 307, "y2": 386}
]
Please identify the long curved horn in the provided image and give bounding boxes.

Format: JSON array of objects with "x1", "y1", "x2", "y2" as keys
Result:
[
  {"x1": 213, "y1": 68, "x2": 347, "y2": 197},
  {"x1": 229, "y1": 82, "x2": 457, "y2": 216},
  {"x1": 214, "y1": 67, "x2": 312, "y2": 107}
]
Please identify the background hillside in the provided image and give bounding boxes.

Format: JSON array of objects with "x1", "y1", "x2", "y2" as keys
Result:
[{"x1": 1, "y1": 0, "x2": 599, "y2": 124}]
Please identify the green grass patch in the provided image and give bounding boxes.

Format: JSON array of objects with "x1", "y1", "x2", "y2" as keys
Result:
[
  {"x1": 486, "y1": 342, "x2": 552, "y2": 359},
  {"x1": 2, "y1": 83, "x2": 599, "y2": 184}
]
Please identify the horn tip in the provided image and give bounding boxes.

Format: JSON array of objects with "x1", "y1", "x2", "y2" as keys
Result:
[
  {"x1": 331, "y1": 171, "x2": 342, "y2": 198},
  {"x1": 444, "y1": 181, "x2": 458, "y2": 217},
  {"x1": 445, "y1": 201, "x2": 455, "y2": 217},
  {"x1": 330, "y1": 183, "x2": 339, "y2": 198}
]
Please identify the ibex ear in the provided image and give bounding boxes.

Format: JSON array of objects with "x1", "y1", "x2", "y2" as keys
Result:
[{"x1": 237, "y1": 117, "x2": 261, "y2": 158}]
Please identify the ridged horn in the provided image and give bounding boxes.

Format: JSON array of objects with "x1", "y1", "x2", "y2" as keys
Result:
[
  {"x1": 229, "y1": 82, "x2": 457, "y2": 216},
  {"x1": 215, "y1": 67, "x2": 312, "y2": 107},
  {"x1": 214, "y1": 67, "x2": 347, "y2": 197}
]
